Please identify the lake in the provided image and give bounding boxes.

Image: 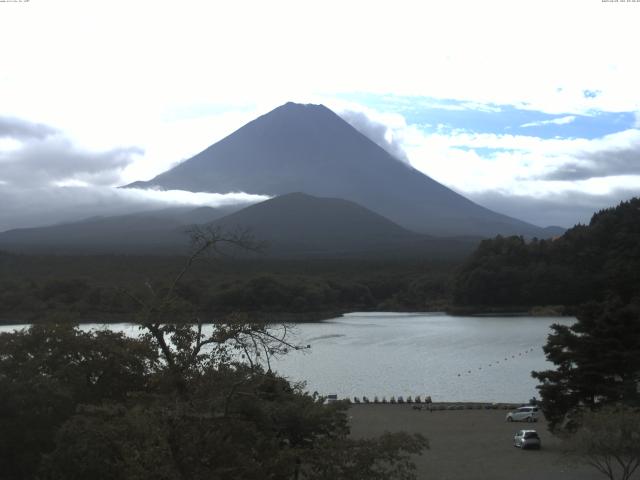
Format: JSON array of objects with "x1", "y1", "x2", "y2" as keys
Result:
[
  {"x1": 271, "y1": 312, "x2": 575, "y2": 403},
  {"x1": 0, "y1": 312, "x2": 575, "y2": 403}
]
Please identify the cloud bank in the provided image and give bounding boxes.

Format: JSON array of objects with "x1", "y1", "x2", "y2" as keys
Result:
[
  {"x1": 467, "y1": 188, "x2": 639, "y2": 228},
  {"x1": 538, "y1": 129, "x2": 640, "y2": 181},
  {"x1": 0, "y1": 116, "x2": 141, "y2": 187},
  {"x1": 0, "y1": 116, "x2": 267, "y2": 232},
  {"x1": 340, "y1": 105, "x2": 640, "y2": 227},
  {"x1": 0, "y1": 186, "x2": 268, "y2": 232}
]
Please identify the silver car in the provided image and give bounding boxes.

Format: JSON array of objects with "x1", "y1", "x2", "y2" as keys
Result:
[
  {"x1": 513, "y1": 430, "x2": 541, "y2": 449},
  {"x1": 506, "y1": 406, "x2": 539, "y2": 422}
]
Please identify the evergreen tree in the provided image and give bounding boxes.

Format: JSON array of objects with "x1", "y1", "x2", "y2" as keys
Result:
[{"x1": 532, "y1": 299, "x2": 640, "y2": 432}]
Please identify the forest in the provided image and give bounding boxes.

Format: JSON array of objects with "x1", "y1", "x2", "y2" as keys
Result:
[
  {"x1": 452, "y1": 197, "x2": 640, "y2": 311},
  {"x1": 0, "y1": 254, "x2": 455, "y2": 324}
]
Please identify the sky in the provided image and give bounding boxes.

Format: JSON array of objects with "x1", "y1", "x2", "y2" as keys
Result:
[{"x1": 1, "y1": 0, "x2": 639, "y2": 231}]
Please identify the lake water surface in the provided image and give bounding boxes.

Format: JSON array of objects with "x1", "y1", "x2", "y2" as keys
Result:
[
  {"x1": 271, "y1": 312, "x2": 575, "y2": 403},
  {"x1": 0, "y1": 312, "x2": 575, "y2": 403}
]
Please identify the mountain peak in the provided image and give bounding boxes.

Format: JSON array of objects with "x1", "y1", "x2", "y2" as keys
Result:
[
  {"x1": 279, "y1": 101, "x2": 331, "y2": 112},
  {"x1": 256, "y1": 102, "x2": 339, "y2": 128},
  {"x1": 124, "y1": 103, "x2": 551, "y2": 237},
  {"x1": 281, "y1": 101, "x2": 325, "y2": 110}
]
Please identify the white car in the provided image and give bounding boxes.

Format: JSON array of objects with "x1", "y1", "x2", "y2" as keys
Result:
[
  {"x1": 513, "y1": 430, "x2": 541, "y2": 449},
  {"x1": 506, "y1": 406, "x2": 539, "y2": 422}
]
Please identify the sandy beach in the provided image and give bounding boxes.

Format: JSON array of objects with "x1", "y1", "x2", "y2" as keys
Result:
[{"x1": 349, "y1": 404, "x2": 602, "y2": 480}]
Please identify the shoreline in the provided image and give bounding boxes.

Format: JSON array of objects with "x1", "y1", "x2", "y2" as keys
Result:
[
  {"x1": 0, "y1": 306, "x2": 574, "y2": 327},
  {"x1": 0, "y1": 310, "x2": 345, "y2": 326},
  {"x1": 344, "y1": 400, "x2": 524, "y2": 410}
]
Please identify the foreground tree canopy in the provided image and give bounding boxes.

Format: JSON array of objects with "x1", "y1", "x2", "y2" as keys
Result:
[{"x1": 0, "y1": 228, "x2": 427, "y2": 480}]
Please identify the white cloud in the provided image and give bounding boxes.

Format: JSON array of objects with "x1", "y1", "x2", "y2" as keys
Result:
[
  {"x1": 0, "y1": 115, "x2": 268, "y2": 231},
  {"x1": 372, "y1": 109, "x2": 640, "y2": 202},
  {"x1": 338, "y1": 109, "x2": 410, "y2": 163},
  {"x1": 521, "y1": 116, "x2": 577, "y2": 128},
  {"x1": 0, "y1": 185, "x2": 268, "y2": 232}
]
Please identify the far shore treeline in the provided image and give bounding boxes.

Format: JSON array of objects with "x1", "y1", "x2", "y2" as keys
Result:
[
  {"x1": 0, "y1": 256, "x2": 454, "y2": 324},
  {"x1": 1, "y1": 197, "x2": 638, "y2": 324},
  {"x1": 453, "y1": 197, "x2": 640, "y2": 311}
]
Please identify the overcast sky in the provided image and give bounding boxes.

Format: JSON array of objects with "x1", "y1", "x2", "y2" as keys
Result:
[{"x1": 1, "y1": 0, "x2": 639, "y2": 231}]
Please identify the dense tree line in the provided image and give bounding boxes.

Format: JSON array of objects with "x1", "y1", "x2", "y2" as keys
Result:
[
  {"x1": 453, "y1": 197, "x2": 640, "y2": 309},
  {"x1": 0, "y1": 256, "x2": 454, "y2": 323}
]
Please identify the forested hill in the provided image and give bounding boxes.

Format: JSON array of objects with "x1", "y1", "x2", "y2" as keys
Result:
[{"x1": 452, "y1": 197, "x2": 640, "y2": 309}]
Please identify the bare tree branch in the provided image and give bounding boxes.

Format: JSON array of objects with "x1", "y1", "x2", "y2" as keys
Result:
[{"x1": 115, "y1": 225, "x2": 305, "y2": 396}]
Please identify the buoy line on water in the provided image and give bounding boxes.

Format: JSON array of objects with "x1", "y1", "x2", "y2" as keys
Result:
[{"x1": 455, "y1": 346, "x2": 539, "y2": 377}]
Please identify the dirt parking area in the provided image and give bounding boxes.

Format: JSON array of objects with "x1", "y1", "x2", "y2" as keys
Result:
[{"x1": 349, "y1": 404, "x2": 602, "y2": 480}]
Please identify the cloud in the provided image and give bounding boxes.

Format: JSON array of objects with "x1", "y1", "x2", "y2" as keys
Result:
[
  {"x1": 520, "y1": 116, "x2": 576, "y2": 128},
  {"x1": 537, "y1": 129, "x2": 640, "y2": 181},
  {"x1": 0, "y1": 116, "x2": 58, "y2": 140},
  {"x1": 0, "y1": 118, "x2": 143, "y2": 188},
  {"x1": 398, "y1": 117, "x2": 640, "y2": 199},
  {"x1": 467, "y1": 188, "x2": 639, "y2": 228},
  {"x1": 338, "y1": 110, "x2": 409, "y2": 163},
  {"x1": 0, "y1": 186, "x2": 268, "y2": 232},
  {"x1": 0, "y1": 115, "x2": 269, "y2": 232},
  {"x1": 583, "y1": 90, "x2": 601, "y2": 99},
  {"x1": 350, "y1": 107, "x2": 640, "y2": 227}
]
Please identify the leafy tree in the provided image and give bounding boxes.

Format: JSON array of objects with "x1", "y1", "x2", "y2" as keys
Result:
[
  {"x1": 564, "y1": 406, "x2": 640, "y2": 480},
  {"x1": 532, "y1": 299, "x2": 640, "y2": 432},
  {"x1": 0, "y1": 324, "x2": 158, "y2": 480}
]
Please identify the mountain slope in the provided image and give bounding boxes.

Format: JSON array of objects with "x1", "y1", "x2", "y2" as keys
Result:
[
  {"x1": 0, "y1": 193, "x2": 479, "y2": 258},
  {"x1": 212, "y1": 192, "x2": 412, "y2": 254},
  {"x1": 126, "y1": 102, "x2": 549, "y2": 237},
  {"x1": 210, "y1": 193, "x2": 478, "y2": 258},
  {"x1": 0, "y1": 206, "x2": 237, "y2": 254}
]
